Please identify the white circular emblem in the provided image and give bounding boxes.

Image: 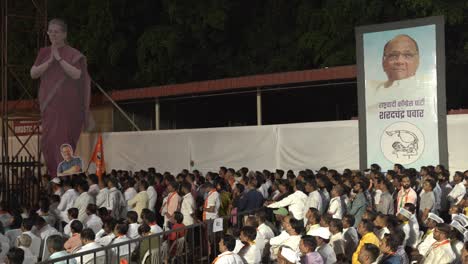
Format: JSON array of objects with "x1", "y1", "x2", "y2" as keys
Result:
[{"x1": 380, "y1": 122, "x2": 424, "y2": 165}]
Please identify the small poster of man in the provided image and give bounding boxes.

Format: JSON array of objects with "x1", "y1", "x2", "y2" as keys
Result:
[{"x1": 57, "y1": 143, "x2": 83, "y2": 176}]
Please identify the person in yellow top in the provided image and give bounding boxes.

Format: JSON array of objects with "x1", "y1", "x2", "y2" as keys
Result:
[
  {"x1": 128, "y1": 180, "x2": 149, "y2": 222},
  {"x1": 352, "y1": 219, "x2": 380, "y2": 264}
]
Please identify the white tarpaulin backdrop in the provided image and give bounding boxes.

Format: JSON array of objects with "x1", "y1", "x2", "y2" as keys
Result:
[{"x1": 7, "y1": 114, "x2": 468, "y2": 174}]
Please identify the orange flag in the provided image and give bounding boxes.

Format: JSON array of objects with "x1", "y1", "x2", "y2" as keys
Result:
[{"x1": 90, "y1": 134, "x2": 105, "y2": 177}]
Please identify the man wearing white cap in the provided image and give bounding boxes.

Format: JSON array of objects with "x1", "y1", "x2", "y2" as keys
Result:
[
  {"x1": 310, "y1": 227, "x2": 337, "y2": 264},
  {"x1": 397, "y1": 208, "x2": 411, "y2": 244},
  {"x1": 413, "y1": 212, "x2": 443, "y2": 260},
  {"x1": 453, "y1": 214, "x2": 468, "y2": 228},
  {"x1": 51, "y1": 177, "x2": 63, "y2": 196},
  {"x1": 397, "y1": 207, "x2": 418, "y2": 249},
  {"x1": 422, "y1": 223, "x2": 456, "y2": 263}
]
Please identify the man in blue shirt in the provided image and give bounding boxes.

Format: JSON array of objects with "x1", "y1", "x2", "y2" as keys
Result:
[
  {"x1": 238, "y1": 177, "x2": 264, "y2": 213},
  {"x1": 57, "y1": 144, "x2": 82, "y2": 176}
]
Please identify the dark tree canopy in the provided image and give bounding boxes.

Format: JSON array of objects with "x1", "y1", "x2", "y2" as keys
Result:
[{"x1": 7, "y1": 0, "x2": 468, "y2": 101}]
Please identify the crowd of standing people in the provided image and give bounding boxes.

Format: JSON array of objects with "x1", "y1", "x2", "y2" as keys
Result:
[{"x1": 0, "y1": 164, "x2": 466, "y2": 264}]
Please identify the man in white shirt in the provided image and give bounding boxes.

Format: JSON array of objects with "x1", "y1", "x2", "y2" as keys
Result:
[
  {"x1": 238, "y1": 226, "x2": 261, "y2": 264},
  {"x1": 304, "y1": 208, "x2": 320, "y2": 236},
  {"x1": 95, "y1": 221, "x2": 116, "y2": 247},
  {"x1": 329, "y1": 219, "x2": 346, "y2": 261},
  {"x1": 403, "y1": 203, "x2": 420, "y2": 249},
  {"x1": 124, "y1": 178, "x2": 137, "y2": 210},
  {"x1": 398, "y1": 207, "x2": 418, "y2": 249},
  {"x1": 422, "y1": 223, "x2": 456, "y2": 263},
  {"x1": 20, "y1": 218, "x2": 41, "y2": 258},
  {"x1": 267, "y1": 181, "x2": 307, "y2": 220},
  {"x1": 17, "y1": 234, "x2": 37, "y2": 264},
  {"x1": 327, "y1": 185, "x2": 344, "y2": 219},
  {"x1": 180, "y1": 182, "x2": 196, "y2": 226},
  {"x1": 255, "y1": 210, "x2": 275, "y2": 243},
  {"x1": 126, "y1": 211, "x2": 140, "y2": 239},
  {"x1": 75, "y1": 228, "x2": 105, "y2": 264},
  {"x1": 272, "y1": 217, "x2": 303, "y2": 257},
  {"x1": 142, "y1": 211, "x2": 163, "y2": 234},
  {"x1": 413, "y1": 213, "x2": 443, "y2": 260},
  {"x1": 212, "y1": 235, "x2": 244, "y2": 264},
  {"x1": 147, "y1": 176, "x2": 158, "y2": 212},
  {"x1": 84, "y1": 204, "x2": 103, "y2": 234},
  {"x1": 74, "y1": 180, "x2": 96, "y2": 222},
  {"x1": 305, "y1": 178, "x2": 323, "y2": 214},
  {"x1": 58, "y1": 179, "x2": 79, "y2": 223},
  {"x1": 258, "y1": 179, "x2": 270, "y2": 199},
  {"x1": 342, "y1": 214, "x2": 359, "y2": 259},
  {"x1": 51, "y1": 177, "x2": 63, "y2": 196},
  {"x1": 243, "y1": 216, "x2": 266, "y2": 257},
  {"x1": 96, "y1": 180, "x2": 109, "y2": 208},
  {"x1": 110, "y1": 223, "x2": 132, "y2": 261},
  {"x1": 106, "y1": 177, "x2": 127, "y2": 220},
  {"x1": 202, "y1": 183, "x2": 220, "y2": 221},
  {"x1": 269, "y1": 215, "x2": 291, "y2": 257},
  {"x1": 448, "y1": 171, "x2": 467, "y2": 206},
  {"x1": 87, "y1": 174, "x2": 100, "y2": 199},
  {"x1": 34, "y1": 216, "x2": 59, "y2": 240},
  {"x1": 63, "y1": 208, "x2": 79, "y2": 238}
]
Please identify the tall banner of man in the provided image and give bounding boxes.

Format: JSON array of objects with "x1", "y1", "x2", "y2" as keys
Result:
[
  {"x1": 355, "y1": 16, "x2": 448, "y2": 170},
  {"x1": 30, "y1": 18, "x2": 92, "y2": 177}
]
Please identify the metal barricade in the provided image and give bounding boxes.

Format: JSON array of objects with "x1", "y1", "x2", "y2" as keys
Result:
[
  {"x1": 38, "y1": 208, "x2": 266, "y2": 264},
  {"x1": 0, "y1": 155, "x2": 41, "y2": 209}
]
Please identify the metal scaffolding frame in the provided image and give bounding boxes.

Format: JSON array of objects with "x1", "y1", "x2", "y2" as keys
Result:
[
  {"x1": 0, "y1": 0, "x2": 47, "y2": 206},
  {"x1": 1, "y1": 0, "x2": 47, "y2": 160}
]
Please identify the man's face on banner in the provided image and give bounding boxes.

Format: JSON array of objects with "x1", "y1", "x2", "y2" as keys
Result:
[
  {"x1": 382, "y1": 35, "x2": 420, "y2": 82},
  {"x1": 61, "y1": 145, "x2": 73, "y2": 161}
]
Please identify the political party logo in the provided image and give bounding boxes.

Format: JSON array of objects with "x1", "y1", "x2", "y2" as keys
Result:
[{"x1": 380, "y1": 121, "x2": 424, "y2": 165}]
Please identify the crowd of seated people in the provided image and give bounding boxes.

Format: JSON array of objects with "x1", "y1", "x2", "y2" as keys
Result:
[{"x1": 0, "y1": 164, "x2": 467, "y2": 264}]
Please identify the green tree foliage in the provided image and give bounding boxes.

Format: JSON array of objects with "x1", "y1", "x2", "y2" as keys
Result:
[{"x1": 8, "y1": 0, "x2": 468, "y2": 91}]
